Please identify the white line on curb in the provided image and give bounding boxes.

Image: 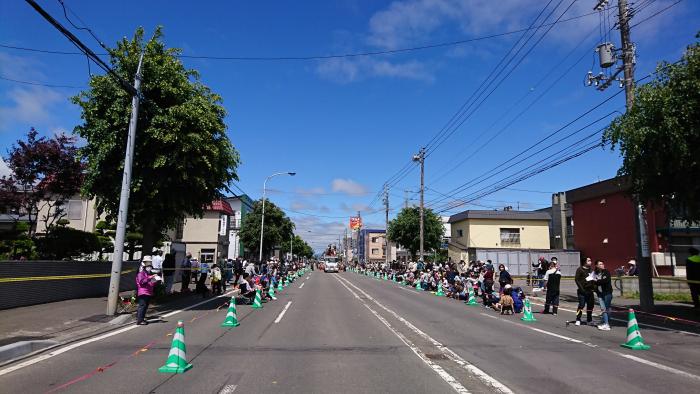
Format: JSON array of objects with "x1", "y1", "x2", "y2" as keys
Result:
[
  {"x1": 479, "y1": 313, "x2": 597, "y2": 348},
  {"x1": 299, "y1": 283, "x2": 305, "y2": 289},
  {"x1": 274, "y1": 301, "x2": 292, "y2": 324},
  {"x1": 0, "y1": 289, "x2": 237, "y2": 377},
  {"x1": 337, "y1": 275, "x2": 512, "y2": 394},
  {"x1": 335, "y1": 276, "x2": 470, "y2": 393}
]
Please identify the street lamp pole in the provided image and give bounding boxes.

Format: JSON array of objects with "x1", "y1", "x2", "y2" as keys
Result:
[{"x1": 259, "y1": 172, "x2": 296, "y2": 264}]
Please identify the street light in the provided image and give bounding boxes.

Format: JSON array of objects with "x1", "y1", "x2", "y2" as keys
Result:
[{"x1": 259, "y1": 172, "x2": 296, "y2": 264}]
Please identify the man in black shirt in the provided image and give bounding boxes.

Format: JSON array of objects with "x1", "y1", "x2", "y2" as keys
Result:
[{"x1": 574, "y1": 258, "x2": 596, "y2": 326}]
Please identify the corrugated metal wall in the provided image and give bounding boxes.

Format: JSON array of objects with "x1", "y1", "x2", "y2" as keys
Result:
[
  {"x1": 0, "y1": 260, "x2": 140, "y2": 310},
  {"x1": 473, "y1": 249, "x2": 581, "y2": 276}
]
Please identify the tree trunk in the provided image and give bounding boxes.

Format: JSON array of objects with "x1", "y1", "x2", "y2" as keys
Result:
[{"x1": 140, "y1": 221, "x2": 156, "y2": 258}]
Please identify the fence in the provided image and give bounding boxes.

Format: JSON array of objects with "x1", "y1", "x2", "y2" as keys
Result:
[
  {"x1": 0, "y1": 260, "x2": 140, "y2": 310},
  {"x1": 472, "y1": 249, "x2": 581, "y2": 276}
]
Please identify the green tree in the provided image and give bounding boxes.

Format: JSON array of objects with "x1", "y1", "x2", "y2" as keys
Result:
[
  {"x1": 36, "y1": 227, "x2": 101, "y2": 260},
  {"x1": 72, "y1": 27, "x2": 240, "y2": 253},
  {"x1": 94, "y1": 220, "x2": 116, "y2": 261},
  {"x1": 603, "y1": 35, "x2": 700, "y2": 222},
  {"x1": 281, "y1": 235, "x2": 314, "y2": 259},
  {"x1": 239, "y1": 199, "x2": 293, "y2": 261},
  {"x1": 387, "y1": 207, "x2": 444, "y2": 259}
]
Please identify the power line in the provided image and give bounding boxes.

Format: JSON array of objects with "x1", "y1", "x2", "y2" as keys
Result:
[
  {"x1": 0, "y1": 9, "x2": 603, "y2": 62},
  {"x1": 0, "y1": 74, "x2": 84, "y2": 89}
]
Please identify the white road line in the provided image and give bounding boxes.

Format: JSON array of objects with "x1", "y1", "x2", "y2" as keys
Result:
[
  {"x1": 0, "y1": 289, "x2": 237, "y2": 377},
  {"x1": 479, "y1": 313, "x2": 597, "y2": 348},
  {"x1": 480, "y1": 311, "x2": 700, "y2": 381},
  {"x1": 299, "y1": 282, "x2": 305, "y2": 289},
  {"x1": 219, "y1": 384, "x2": 238, "y2": 394},
  {"x1": 337, "y1": 275, "x2": 512, "y2": 394},
  {"x1": 335, "y1": 276, "x2": 470, "y2": 393},
  {"x1": 528, "y1": 298, "x2": 700, "y2": 337},
  {"x1": 610, "y1": 351, "x2": 700, "y2": 381},
  {"x1": 273, "y1": 301, "x2": 292, "y2": 324}
]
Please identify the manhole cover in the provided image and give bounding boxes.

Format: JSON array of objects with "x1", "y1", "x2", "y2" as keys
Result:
[{"x1": 425, "y1": 353, "x2": 447, "y2": 360}]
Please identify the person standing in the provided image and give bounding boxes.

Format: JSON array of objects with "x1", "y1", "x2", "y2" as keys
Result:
[
  {"x1": 181, "y1": 252, "x2": 192, "y2": 292},
  {"x1": 135, "y1": 257, "x2": 157, "y2": 326},
  {"x1": 595, "y1": 260, "x2": 613, "y2": 331},
  {"x1": 162, "y1": 253, "x2": 176, "y2": 294},
  {"x1": 210, "y1": 264, "x2": 223, "y2": 295},
  {"x1": 497, "y1": 264, "x2": 513, "y2": 292},
  {"x1": 686, "y1": 247, "x2": 700, "y2": 310},
  {"x1": 542, "y1": 259, "x2": 562, "y2": 315},
  {"x1": 151, "y1": 250, "x2": 163, "y2": 274},
  {"x1": 574, "y1": 258, "x2": 596, "y2": 326},
  {"x1": 197, "y1": 259, "x2": 210, "y2": 298}
]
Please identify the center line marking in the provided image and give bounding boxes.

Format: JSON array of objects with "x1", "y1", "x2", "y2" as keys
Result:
[
  {"x1": 274, "y1": 301, "x2": 292, "y2": 324},
  {"x1": 299, "y1": 282, "x2": 305, "y2": 289},
  {"x1": 336, "y1": 275, "x2": 512, "y2": 393}
]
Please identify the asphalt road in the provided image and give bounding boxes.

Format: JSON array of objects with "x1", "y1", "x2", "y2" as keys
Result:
[{"x1": 1, "y1": 270, "x2": 699, "y2": 393}]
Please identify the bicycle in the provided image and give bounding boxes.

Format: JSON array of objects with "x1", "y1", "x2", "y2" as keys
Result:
[{"x1": 116, "y1": 293, "x2": 138, "y2": 314}]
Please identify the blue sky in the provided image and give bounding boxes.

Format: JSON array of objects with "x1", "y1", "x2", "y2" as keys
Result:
[{"x1": 1, "y1": 0, "x2": 698, "y2": 251}]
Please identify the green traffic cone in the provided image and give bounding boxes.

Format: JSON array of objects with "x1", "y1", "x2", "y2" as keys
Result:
[
  {"x1": 435, "y1": 282, "x2": 445, "y2": 297},
  {"x1": 158, "y1": 321, "x2": 193, "y2": 374},
  {"x1": 251, "y1": 289, "x2": 263, "y2": 309},
  {"x1": 415, "y1": 281, "x2": 423, "y2": 291},
  {"x1": 221, "y1": 297, "x2": 240, "y2": 327},
  {"x1": 466, "y1": 287, "x2": 478, "y2": 305},
  {"x1": 620, "y1": 309, "x2": 650, "y2": 350},
  {"x1": 521, "y1": 298, "x2": 537, "y2": 322},
  {"x1": 277, "y1": 279, "x2": 283, "y2": 292},
  {"x1": 268, "y1": 286, "x2": 277, "y2": 301}
]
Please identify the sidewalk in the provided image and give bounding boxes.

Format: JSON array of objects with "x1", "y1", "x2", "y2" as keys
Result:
[{"x1": 0, "y1": 281, "x2": 238, "y2": 364}]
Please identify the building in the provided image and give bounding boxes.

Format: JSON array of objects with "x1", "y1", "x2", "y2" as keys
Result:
[
  {"x1": 224, "y1": 194, "x2": 253, "y2": 260},
  {"x1": 551, "y1": 177, "x2": 699, "y2": 274},
  {"x1": 357, "y1": 229, "x2": 396, "y2": 264},
  {"x1": 447, "y1": 209, "x2": 551, "y2": 263},
  {"x1": 173, "y1": 200, "x2": 234, "y2": 264}
]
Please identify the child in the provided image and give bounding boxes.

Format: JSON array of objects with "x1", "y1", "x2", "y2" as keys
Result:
[
  {"x1": 500, "y1": 288, "x2": 514, "y2": 315},
  {"x1": 210, "y1": 264, "x2": 223, "y2": 295}
]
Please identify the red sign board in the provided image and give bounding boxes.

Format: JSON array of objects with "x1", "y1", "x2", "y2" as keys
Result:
[{"x1": 350, "y1": 217, "x2": 362, "y2": 230}]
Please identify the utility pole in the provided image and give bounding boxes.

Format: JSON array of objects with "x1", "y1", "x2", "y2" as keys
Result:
[
  {"x1": 107, "y1": 52, "x2": 144, "y2": 316},
  {"x1": 619, "y1": 0, "x2": 653, "y2": 311},
  {"x1": 404, "y1": 189, "x2": 409, "y2": 209},
  {"x1": 413, "y1": 148, "x2": 426, "y2": 261},
  {"x1": 383, "y1": 184, "x2": 390, "y2": 269},
  {"x1": 587, "y1": 0, "x2": 651, "y2": 310}
]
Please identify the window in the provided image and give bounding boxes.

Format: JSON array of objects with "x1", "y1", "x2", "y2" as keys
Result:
[
  {"x1": 371, "y1": 237, "x2": 378, "y2": 243},
  {"x1": 200, "y1": 249, "x2": 215, "y2": 263},
  {"x1": 566, "y1": 217, "x2": 574, "y2": 236},
  {"x1": 456, "y1": 229, "x2": 463, "y2": 238},
  {"x1": 371, "y1": 248, "x2": 380, "y2": 255},
  {"x1": 175, "y1": 220, "x2": 184, "y2": 240},
  {"x1": 500, "y1": 228, "x2": 520, "y2": 245},
  {"x1": 67, "y1": 200, "x2": 83, "y2": 220}
]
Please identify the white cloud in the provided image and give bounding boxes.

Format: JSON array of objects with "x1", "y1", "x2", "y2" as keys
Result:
[
  {"x1": 0, "y1": 159, "x2": 11, "y2": 178},
  {"x1": 290, "y1": 200, "x2": 317, "y2": 211},
  {"x1": 340, "y1": 202, "x2": 371, "y2": 213},
  {"x1": 0, "y1": 52, "x2": 45, "y2": 81},
  {"x1": 0, "y1": 86, "x2": 64, "y2": 131},
  {"x1": 295, "y1": 186, "x2": 326, "y2": 195},
  {"x1": 331, "y1": 178, "x2": 369, "y2": 195},
  {"x1": 316, "y1": 57, "x2": 433, "y2": 83}
]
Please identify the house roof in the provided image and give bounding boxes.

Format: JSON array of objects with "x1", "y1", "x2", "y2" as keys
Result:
[
  {"x1": 448, "y1": 209, "x2": 551, "y2": 223},
  {"x1": 565, "y1": 176, "x2": 630, "y2": 203},
  {"x1": 206, "y1": 200, "x2": 234, "y2": 215}
]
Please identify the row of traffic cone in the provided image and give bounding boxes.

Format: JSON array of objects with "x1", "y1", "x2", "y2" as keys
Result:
[
  {"x1": 159, "y1": 268, "x2": 314, "y2": 374},
  {"x1": 352, "y1": 268, "x2": 650, "y2": 351}
]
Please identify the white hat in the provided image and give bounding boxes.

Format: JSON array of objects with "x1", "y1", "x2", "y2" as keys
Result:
[{"x1": 142, "y1": 255, "x2": 152, "y2": 263}]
